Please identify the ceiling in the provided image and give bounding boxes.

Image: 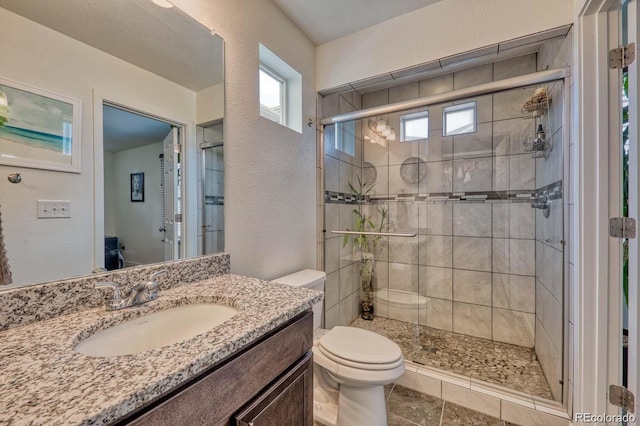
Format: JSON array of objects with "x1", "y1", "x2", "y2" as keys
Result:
[
  {"x1": 0, "y1": 0, "x2": 224, "y2": 91},
  {"x1": 103, "y1": 105, "x2": 171, "y2": 153},
  {"x1": 271, "y1": 0, "x2": 446, "y2": 45}
]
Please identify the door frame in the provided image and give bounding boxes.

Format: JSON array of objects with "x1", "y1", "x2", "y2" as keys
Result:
[
  {"x1": 92, "y1": 89, "x2": 198, "y2": 269},
  {"x1": 625, "y1": 0, "x2": 640, "y2": 415},
  {"x1": 575, "y1": 0, "x2": 631, "y2": 418}
]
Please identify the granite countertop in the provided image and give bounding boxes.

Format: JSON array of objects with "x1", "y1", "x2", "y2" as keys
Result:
[{"x1": 0, "y1": 274, "x2": 323, "y2": 425}]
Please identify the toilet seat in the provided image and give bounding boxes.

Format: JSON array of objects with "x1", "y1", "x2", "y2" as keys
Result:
[{"x1": 317, "y1": 327, "x2": 403, "y2": 370}]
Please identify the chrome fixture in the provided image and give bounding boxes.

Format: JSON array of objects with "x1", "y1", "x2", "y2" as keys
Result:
[
  {"x1": 522, "y1": 88, "x2": 553, "y2": 159},
  {"x1": 95, "y1": 270, "x2": 167, "y2": 310},
  {"x1": 7, "y1": 173, "x2": 21, "y2": 184},
  {"x1": 331, "y1": 230, "x2": 417, "y2": 238},
  {"x1": 531, "y1": 191, "x2": 551, "y2": 218}
]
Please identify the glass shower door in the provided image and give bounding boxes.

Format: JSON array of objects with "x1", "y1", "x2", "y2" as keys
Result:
[{"x1": 202, "y1": 142, "x2": 224, "y2": 254}]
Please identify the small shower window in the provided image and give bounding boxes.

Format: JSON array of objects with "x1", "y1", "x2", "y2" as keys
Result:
[
  {"x1": 400, "y1": 111, "x2": 429, "y2": 142},
  {"x1": 335, "y1": 120, "x2": 355, "y2": 156},
  {"x1": 443, "y1": 101, "x2": 476, "y2": 136}
]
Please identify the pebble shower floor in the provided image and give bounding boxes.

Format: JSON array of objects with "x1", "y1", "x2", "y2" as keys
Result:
[{"x1": 351, "y1": 316, "x2": 553, "y2": 399}]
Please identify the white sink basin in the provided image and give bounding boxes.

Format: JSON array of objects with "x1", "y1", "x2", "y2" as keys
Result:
[{"x1": 75, "y1": 303, "x2": 238, "y2": 357}]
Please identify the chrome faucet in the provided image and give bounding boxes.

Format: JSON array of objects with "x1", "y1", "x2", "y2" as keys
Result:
[{"x1": 95, "y1": 270, "x2": 167, "y2": 311}]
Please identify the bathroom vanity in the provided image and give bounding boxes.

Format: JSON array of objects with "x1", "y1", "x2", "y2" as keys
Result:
[
  {"x1": 122, "y1": 311, "x2": 313, "y2": 425},
  {"x1": 0, "y1": 256, "x2": 322, "y2": 425}
]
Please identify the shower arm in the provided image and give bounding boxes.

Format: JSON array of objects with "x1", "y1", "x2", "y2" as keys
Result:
[{"x1": 331, "y1": 230, "x2": 417, "y2": 237}]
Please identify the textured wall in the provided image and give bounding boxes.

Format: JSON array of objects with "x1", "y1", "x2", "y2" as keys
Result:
[
  {"x1": 109, "y1": 142, "x2": 166, "y2": 267},
  {"x1": 171, "y1": 0, "x2": 317, "y2": 280},
  {"x1": 0, "y1": 8, "x2": 195, "y2": 287}
]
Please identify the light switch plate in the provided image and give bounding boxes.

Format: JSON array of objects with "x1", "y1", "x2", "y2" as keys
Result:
[{"x1": 37, "y1": 200, "x2": 71, "y2": 218}]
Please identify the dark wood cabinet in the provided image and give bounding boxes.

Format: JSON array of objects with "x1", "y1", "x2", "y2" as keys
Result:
[
  {"x1": 120, "y1": 310, "x2": 313, "y2": 426},
  {"x1": 235, "y1": 353, "x2": 312, "y2": 426}
]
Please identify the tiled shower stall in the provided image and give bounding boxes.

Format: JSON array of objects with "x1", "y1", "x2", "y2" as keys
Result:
[
  {"x1": 197, "y1": 122, "x2": 224, "y2": 256},
  {"x1": 320, "y1": 47, "x2": 569, "y2": 402}
]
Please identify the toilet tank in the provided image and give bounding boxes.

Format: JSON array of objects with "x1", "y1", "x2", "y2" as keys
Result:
[{"x1": 271, "y1": 269, "x2": 325, "y2": 331}]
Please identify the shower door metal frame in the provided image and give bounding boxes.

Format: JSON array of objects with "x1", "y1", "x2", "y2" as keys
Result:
[
  {"x1": 200, "y1": 140, "x2": 224, "y2": 255},
  {"x1": 320, "y1": 68, "x2": 570, "y2": 125},
  {"x1": 319, "y1": 68, "x2": 572, "y2": 411}
]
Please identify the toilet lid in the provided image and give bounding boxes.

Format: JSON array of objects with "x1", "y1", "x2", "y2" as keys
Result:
[{"x1": 318, "y1": 327, "x2": 402, "y2": 365}]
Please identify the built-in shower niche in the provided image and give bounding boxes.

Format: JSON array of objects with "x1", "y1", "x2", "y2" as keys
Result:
[{"x1": 322, "y1": 50, "x2": 568, "y2": 404}]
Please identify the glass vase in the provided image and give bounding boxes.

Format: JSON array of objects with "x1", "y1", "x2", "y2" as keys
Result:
[{"x1": 360, "y1": 252, "x2": 375, "y2": 320}]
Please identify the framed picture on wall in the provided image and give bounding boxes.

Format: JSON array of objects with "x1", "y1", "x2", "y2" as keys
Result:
[
  {"x1": 130, "y1": 172, "x2": 144, "y2": 202},
  {"x1": 0, "y1": 76, "x2": 82, "y2": 173}
]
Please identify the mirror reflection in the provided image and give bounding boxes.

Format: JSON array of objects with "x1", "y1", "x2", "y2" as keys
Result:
[{"x1": 0, "y1": 0, "x2": 224, "y2": 288}]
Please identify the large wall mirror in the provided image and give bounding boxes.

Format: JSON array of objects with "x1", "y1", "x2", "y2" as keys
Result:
[{"x1": 0, "y1": 0, "x2": 224, "y2": 288}]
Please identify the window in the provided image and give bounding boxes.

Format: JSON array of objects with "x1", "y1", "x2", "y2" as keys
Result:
[
  {"x1": 400, "y1": 111, "x2": 429, "y2": 142},
  {"x1": 259, "y1": 43, "x2": 302, "y2": 133},
  {"x1": 259, "y1": 66, "x2": 285, "y2": 125},
  {"x1": 335, "y1": 121, "x2": 355, "y2": 156},
  {"x1": 443, "y1": 101, "x2": 476, "y2": 136}
]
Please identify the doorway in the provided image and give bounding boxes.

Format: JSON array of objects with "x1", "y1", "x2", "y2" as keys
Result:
[{"x1": 102, "y1": 103, "x2": 182, "y2": 269}]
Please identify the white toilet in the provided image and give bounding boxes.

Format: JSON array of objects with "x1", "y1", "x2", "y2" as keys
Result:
[{"x1": 272, "y1": 270, "x2": 405, "y2": 426}]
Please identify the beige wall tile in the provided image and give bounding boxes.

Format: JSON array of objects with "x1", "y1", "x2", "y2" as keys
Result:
[
  {"x1": 389, "y1": 81, "x2": 420, "y2": 103},
  {"x1": 426, "y1": 297, "x2": 453, "y2": 331},
  {"x1": 453, "y1": 157, "x2": 493, "y2": 192},
  {"x1": 493, "y1": 117, "x2": 534, "y2": 156},
  {"x1": 441, "y1": 382, "x2": 501, "y2": 418},
  {"x1": 501, "y1": 401, "x2": 570, "y2": 426},
  {"x1": 423, "y1": 235, "x2": 453, "y2": 267},
  {"x1": 453, "y1": 203, "x2": 492, "y2": 237},
  {"x1": 424, "y1": 161, "x2": 454, "y2": 193},
  {"x1": 425, "y1": 203, "x2": 453, "y2": 236},
  {"x1": 493, "y1": 86, "x2": 537, "y2": 121},
  {"x1": 454, "y1": 63, "x2": 493, "y2": 90},
  {"x1": 453, "y1": 302, "x2": 491, "y2": 339},
  {"x1": 396, "y1": 369, "x2": 442, "y2": 398},
  {"x1": 452, "y1": 122, "x2": 493, "y2": 160},
  {"x1": 453, "y1": 269, "x2": 492, "y2": 306},
  {"x1": 422, "y1": 130, "x2": 453, "y2": 162},
  {"x1": 493, "y1": 54, "x2": 537, "y2": 80},
  {"x1": 453, "y1": 237, "x2": 491, "y2": 271},
  {"x1": 419, "y1": 73, "x2": 454, "y2": 98},
  {"x1": 362, "y1": 88, "x2": 389, "y2": 109},
  {"x1": 492, "y1": 308, "x2": 535, "y2": 347},
  {"x1": 424, "y1": 266, "x2": 453, "y2": 299}
]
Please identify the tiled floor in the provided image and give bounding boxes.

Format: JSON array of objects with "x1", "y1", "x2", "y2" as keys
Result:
[
  {"x1": 315, "y1": 384, "x2": 518, "y2": 425},
  {"x1": 351, "y1": 316, "x2": 553, "y2": 399}
]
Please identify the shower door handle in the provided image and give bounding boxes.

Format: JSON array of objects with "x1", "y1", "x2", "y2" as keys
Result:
[{"x1": 331, "y1": 230, "x2": 417, "y2": 237}]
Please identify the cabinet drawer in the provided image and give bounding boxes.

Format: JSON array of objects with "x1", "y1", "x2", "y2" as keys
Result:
[
  {"x1": 235, "y1": 352, "x2": 312, "y2": 426},
  {"x1": 123, "y1": 311, "x2": 313, "y2": 426}
]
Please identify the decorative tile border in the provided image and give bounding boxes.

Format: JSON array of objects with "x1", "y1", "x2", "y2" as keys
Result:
[
  {"x1": 0, "y1": 253, "x2": 230, "y2": 330},
  {"x1": 205, "y1": 195, "x2": 224, "y2": 205},
  {"x1": 325, "y1": 189, "x2": 550, "y2": 204},
  {"x1": 534, "y1": 180, "x2": 563, "y2": 201},
  {"x1": 325, "y1": 179, "x2": 562, "y2": 205}
]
